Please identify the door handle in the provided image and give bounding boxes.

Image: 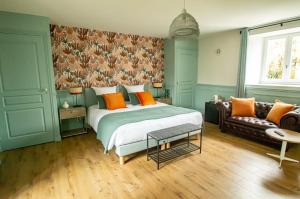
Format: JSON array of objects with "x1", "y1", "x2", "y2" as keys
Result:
[{"x1": 41, "y1": 88, "x2": 48, "y2": 93}]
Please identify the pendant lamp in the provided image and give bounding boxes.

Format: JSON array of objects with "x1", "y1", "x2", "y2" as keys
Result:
[{"x1": 169, "y1": 0, "x2": 200, "y2": 39}]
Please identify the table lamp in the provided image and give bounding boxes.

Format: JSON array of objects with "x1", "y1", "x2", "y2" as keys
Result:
[
  {"x1": 69, "y1": 87, "x2": 83, "y2": 107},
  {"x1": 152, "y1": 82, "x2": 163, "y2": 98}
]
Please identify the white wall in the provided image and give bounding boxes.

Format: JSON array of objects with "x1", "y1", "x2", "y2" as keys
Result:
[{"x1": 197, "y1": 30, "x2": 241, "y2": 86}]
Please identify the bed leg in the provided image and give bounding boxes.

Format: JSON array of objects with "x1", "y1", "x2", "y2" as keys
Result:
[
  {"x1": 166, "y1": 142, "x2": 171, "y2": 149},
  {"x1": 119, "y1": 156, "x2": 125, "y2": 165}
]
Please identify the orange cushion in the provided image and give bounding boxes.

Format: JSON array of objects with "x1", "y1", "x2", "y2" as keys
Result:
[
  {"x1": 102, "y1": 92, "x2": 127, "y2": 110},
  {"x1": 266, "y1": 102, "x2": 294, "y2": 125},
  {"x1": 136, "y1": 91, "x2": 156, "y2": 106},
  {"x1": 231, "y1": 97, "x2": 256, "y2": 117}
]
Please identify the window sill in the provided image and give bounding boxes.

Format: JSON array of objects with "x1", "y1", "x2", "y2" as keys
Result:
[{"x1": 246, "y1": 84, "x2": 300, "y2": 91}]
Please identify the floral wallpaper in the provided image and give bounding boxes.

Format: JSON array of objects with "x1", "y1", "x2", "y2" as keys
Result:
[{"x1": 50, "y1": 24, "x2": 164, "y2": 89}]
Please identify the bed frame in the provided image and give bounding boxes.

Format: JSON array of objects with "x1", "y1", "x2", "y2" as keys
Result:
[{"x1": 84, "y1": 87, "x2": 203, "y2": 165}]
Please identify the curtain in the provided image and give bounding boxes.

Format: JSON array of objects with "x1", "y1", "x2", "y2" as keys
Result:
[{"x1": 236, "y1": 28, "x2": 249, "y2": 97}]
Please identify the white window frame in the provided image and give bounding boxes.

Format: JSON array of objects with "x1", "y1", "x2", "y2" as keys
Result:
[{"x1": 260, "y1": 32, "x2": 300, "y2": 85}]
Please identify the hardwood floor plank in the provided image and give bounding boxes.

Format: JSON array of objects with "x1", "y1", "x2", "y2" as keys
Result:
[{"x1": 0, "y1": 123, "x2": 299, "y2": 199}]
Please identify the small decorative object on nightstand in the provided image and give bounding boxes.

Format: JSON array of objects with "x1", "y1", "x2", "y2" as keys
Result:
[
  {"x1": 156, "y1": 97, "x2": 172, "y2": 105},
  {"x1": 59, "y1": 106, "x2": 87, "y2": 138},
  {"x1": 62, "y1": 101, "x2": 70, "y2": 109}
]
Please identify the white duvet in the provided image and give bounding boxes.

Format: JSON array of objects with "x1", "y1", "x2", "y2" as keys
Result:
[{"x1": 88, "y1": 102, "x2": 203, "y2": 150}]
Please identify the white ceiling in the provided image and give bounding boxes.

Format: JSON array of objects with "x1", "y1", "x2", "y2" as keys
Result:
[{"x1": 1, "y1": 0, "x2": 300, "y2": 38}]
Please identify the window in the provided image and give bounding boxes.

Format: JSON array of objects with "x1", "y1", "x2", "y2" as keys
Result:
[
  {"x1": 261, "y1": 33, "x2": 300, "y2": 84},
  {"x1": 290, "y1": 36, "x2": 300, "y2": 80}
]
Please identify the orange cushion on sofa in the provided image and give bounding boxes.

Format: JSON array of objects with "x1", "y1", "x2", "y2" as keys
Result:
[
  {"x1": 231, "y1": 97, "x2": 256, "y2": 117},
  {"x1": 266, "y1": 102, "x2": 294, "y2": 125},
  {"x1": 136, "y1": 91, "x2": 156, "y2": 106},
  {"x1": 102, "y1": 92, "x2": 127, "y2": 110}
]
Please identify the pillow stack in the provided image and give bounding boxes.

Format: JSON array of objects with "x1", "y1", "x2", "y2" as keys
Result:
[
  {"x1": 136, "y1": 91, "x2": 156, "y2": 106},
  {"x1": 102, "y1": 92, "x2": 127, "y2": 110},
  {"x1": 124, "y1": 85, "x2": 156, "y2": 106},
  {"x1": 92, "y1": 85, "x2": 157, "y2": 110},
  {"x1": 92, "y1": 86, "x2": 126, "y2": 110},
  {"x1": 124, "y1": 85, "x2": 144, "y2": 105}
]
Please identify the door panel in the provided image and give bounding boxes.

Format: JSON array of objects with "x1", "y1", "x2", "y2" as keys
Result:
[
  {"x1": 4, "y1": 95, "x2": 42, "y2": 106},
  {"x1": 6, "y1": 108, "x2": 46, "y2": 137},
  {"x1": 176, "y1": 48, "x2": 197, "y2": 108},
  {"x1": 0, "y1": 32, "x2": 54, "y2": 150},
  {"x1": 0, "y1": 42, "x2": 41, "y2": 91}
]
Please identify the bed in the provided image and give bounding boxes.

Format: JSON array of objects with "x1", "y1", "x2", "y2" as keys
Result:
[{"x1": 84, "y1": 88, "x2": 203, "y2": 164}]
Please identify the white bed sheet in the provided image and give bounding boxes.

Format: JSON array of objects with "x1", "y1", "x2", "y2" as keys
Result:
[{"x1": 88, "y1": 103, "x2": 203, "y2": 150}]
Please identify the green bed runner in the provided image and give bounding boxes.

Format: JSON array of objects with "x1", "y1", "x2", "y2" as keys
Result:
[{"x1": 97, "y1": 105, "x2": 198, "y2": 152}]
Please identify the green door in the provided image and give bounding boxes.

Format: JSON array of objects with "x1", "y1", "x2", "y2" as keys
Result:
[
  {"x1": 0, "y1": 32, "x2": 54, "y2": 150},
  {"x1": 175, "y1": 48, "x2": 197, "y2": 108}
]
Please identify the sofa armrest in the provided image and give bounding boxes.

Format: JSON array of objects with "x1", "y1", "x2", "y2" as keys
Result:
[
  {"x1": 216, "y1": 101, "x2": 231, "y2": 130},
  {"x1": 280, "y1": 108, "x2": 300, "y2": 131}
]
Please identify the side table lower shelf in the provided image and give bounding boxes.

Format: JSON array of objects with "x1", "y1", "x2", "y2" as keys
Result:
[
  {"x1": 148, "y1": 142, "x2": 200, "y2": 165},
  {"x1": 146, "y1": 123, "x2": 203, "y2": 170},
  {"x1": 61, "y1": 128, "x2": 88, "y2": 138}
]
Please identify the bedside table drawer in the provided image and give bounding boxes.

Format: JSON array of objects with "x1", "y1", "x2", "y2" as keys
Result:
[{"x1": 60, "y1": 107, "x2": 86, "y2": 120}]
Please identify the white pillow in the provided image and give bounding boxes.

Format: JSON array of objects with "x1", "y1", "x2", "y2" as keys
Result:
[
  {"x1": 124, "y1": 85, "x2": 144, "y2": 93},
  {"x1": 92, "y1": 86, "x2": 117, "y2": 95}
]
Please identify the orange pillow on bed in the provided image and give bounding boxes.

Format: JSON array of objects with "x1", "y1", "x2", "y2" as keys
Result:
[
  {"x1": 231, "y1": 97, "x2": 256, "y2": 117},
  {"x1": 266, "y1": 102, "x2": 294, "y2": 125},
  {"x1": 136, "y1": 91, "x2": 156, "y2": 106},
  {"x1": 102, "y1": 92, "x2": 127, "y2": 110}
]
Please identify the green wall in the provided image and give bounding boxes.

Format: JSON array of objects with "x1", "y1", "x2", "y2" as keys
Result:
[
  {"x1": 194, "y1": 84, "x2": 300, "y2": 113},
  {"x1": 245, "y1": 85, "x2": 300, "y2": 105},
  {"x1": 194, "y1": 84, "x2": 235, "y2": 113}
]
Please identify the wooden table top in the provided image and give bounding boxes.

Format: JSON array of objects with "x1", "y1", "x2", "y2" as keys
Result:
[{"x1": 266, "y1": 128, "x2": 300, "y2": 143}]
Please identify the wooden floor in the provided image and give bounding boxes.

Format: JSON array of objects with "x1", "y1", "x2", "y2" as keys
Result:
[{"x1": 0, "y1": 123, "x2": 300, "y2": 199}]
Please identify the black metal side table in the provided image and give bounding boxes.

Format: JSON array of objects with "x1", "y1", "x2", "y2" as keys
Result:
[{"x1": 147, "y1": 123, "x2": 203, "y2": 170}]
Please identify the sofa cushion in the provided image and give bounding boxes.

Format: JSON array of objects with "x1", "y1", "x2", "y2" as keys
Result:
[
  {"x1": 227, "y1": 116, "x2": 278, "y2": 129},
  {"x1": 266, "y1": 102, "x2": 295, "y2": 125},
  {"x1": 231, "y1": 97, "x2": 256, "y2": 117}
]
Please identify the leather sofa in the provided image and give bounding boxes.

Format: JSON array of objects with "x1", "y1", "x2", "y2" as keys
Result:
[{"x1": 217, "y1": 101, "x2": 300, "y2": 147}]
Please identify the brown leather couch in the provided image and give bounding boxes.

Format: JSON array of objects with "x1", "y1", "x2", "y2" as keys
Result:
[{"x1": 217, "y1": 101, "x2": 300, "y2": 147}]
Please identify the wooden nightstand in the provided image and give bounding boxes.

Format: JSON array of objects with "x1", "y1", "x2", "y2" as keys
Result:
[
  {"x1": 156, "y1": 97, "x2": 172, "y2": 105},
  {"x1": 59, "y1": 106, "x2": 87, "y2": 138}
]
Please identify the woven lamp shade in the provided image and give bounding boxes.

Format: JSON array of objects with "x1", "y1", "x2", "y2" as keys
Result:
[
  {"x1": 153, "y1": 82, "x2": 163, "y2": 88},
  {"x1": 169, "y1": 9, "x2": 199, "y2": 39},
  {"x1": 69, "y1": 87, "x2": 83, "y2": 94}
]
